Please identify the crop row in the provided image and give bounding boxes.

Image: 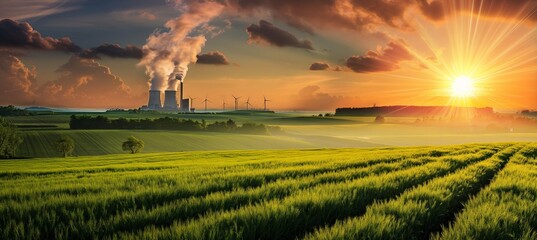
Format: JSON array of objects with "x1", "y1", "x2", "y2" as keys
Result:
[
  {"x1": 3, "y1": 146, "x2": 452, "y2": 176},
  {"x1": 0, "y1": 144, "x2": 505, "y2": 240},
  {"x1": 1, "y1": 150, "x2": 458, "y2": 239},
  {"x1": 118, "y1": 147, "x2": 500, "y2": 240},
  {"x1": 305, "y1": 144, "x2": 521, "y2": 239},
  {"x1": 0, "y1": 144, "x2": 489, "y2": 204},
  {"x1": 434, "y1": 144, "x2": 537, "y2": 239},
  {"x1": 0, "y1": 148, "x2": 445, "y2": 202},
  {"x1": 93, "y1": 156, "x2": 433, "y2": 238}
]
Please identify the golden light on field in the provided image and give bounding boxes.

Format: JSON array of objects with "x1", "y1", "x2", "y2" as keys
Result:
[{"x1": 451, "y1": 76, "x2": 475, "y2": 97}]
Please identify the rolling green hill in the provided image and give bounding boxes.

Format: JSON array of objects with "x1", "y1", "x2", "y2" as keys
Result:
[
  {"x1": 16, "y1": 129, "x2": 382, "y2": 158},
  {"x1": 6, "y1": 111, "x2": 537, "y2": 158}
]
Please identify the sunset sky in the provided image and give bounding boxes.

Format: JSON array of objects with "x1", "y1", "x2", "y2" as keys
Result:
[{"x1": 1, "y1": 0, "x2": 536, "y2": 110}]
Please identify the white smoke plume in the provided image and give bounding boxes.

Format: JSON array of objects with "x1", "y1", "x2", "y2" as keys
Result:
[{"x1": 140, "y1": 0, "x2": 225, "y2": 91}]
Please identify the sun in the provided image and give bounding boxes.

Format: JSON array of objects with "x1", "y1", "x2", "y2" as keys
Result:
[{"x1": 450, "y1": 76, "x2": 475, "y2": 98}]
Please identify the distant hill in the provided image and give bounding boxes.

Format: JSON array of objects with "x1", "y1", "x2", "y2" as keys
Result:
[
  {"x1": 25, "y1": 106, "x2": 53, "y2": 111},
  {"x1": 336, "y1": 105, "x2": 494, "y2": 117},
  {"x1": 521, "y1": 110, "x2": 537, "y2": 117}
]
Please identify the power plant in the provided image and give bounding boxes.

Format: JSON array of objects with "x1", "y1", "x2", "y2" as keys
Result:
[
  {"x1": 141, "y1": 63, "x2": 273, "y2": 112},
  {"x1": 142, "y1": 64, "x2": 193, "y2": 112},
  {"x1": 143, "y1": 80, "x2": 193, "y2": 112}
]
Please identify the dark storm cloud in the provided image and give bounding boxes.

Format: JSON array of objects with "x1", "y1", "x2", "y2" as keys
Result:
[
  {"x1": 246, "y1": 20, "x2": 314, "y2": 50},
  {"x1": 225, "y1": 0, "x2": 537, "y2": 33},
  {"x1": 418, "y1": 0, "x2": 537, "y2": 22},
  {"x1": 346, "y1": 41, "x2": 413, "y2": 73},
  {"x1": 416, "y1": 0, "x2": 445, "y2": 21},
  {"x1": 196, "y1": 51, "x2": 230, "y2": 65},
  {"x1": 227, "y1": 0, "x2": 417, "y2": 32},
  {"x1": 0, "y1": 19, "x2": 147, "y2": 60},
  {"x1": 78, "y1": 44, "x2": 144, "y2": 59},
  {"x1": 309, "y1": 62, "x2": 330, "y2": 71},
  {"x1": 0, "y1": 19, "x2": 81, "y2": 52},
  {"x1": 350, "y1": 0, "x2": 414, "y2": 30}
]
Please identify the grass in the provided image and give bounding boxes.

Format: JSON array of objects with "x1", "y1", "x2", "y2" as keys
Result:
[
  {"x1": 1, "y1": 143, "x2": 536, "y2": 239},
  {"x1": 305, "y1": 144, "x2": 520, "y2": 240},
  {"x1": 433, "y1": 143, "x2": 537, "y2": 240},
  {"x1": 15, "y1": 129, "x2": 382, "y2": 158},
  {"x1": 6, "y1": 112, "x2": 537, "y2": 158}
]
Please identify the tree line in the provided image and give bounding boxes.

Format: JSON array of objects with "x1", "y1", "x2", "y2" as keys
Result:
[
  {"x1": 0, "y1": 105, "x2": 31, "y2": 116},
  {"x1": 69, "y1": 115, "x2": 273, "y2": 135}
]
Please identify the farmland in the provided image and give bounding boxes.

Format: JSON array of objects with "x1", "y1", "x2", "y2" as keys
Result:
[
  {"x1": 1, "y1": 142, "x2": 536, "y2": 239},
  {"x1": 5, "y1": 112, "x2": 537, "y2": 158}
]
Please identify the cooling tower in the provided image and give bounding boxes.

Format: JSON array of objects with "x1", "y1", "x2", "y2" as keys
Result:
[
  {"x1": 148, "y1": 90, "x2": 162, "y2": 109},
  {"x1": 180, "y1": 98, "x2": 190, "y2": 112},
  {"x1": 163, "y1": 90, "x2": 178, "y2": 110}
]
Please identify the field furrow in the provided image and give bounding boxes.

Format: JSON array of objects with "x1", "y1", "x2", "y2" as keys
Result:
[
  {"x1": 1, "y1": 145, "x2": 486, "y2": 204},
  {"x1": 94, "y1": 156, "x2": 432, "y2": 238},
  {"x1": 434, "y1": 144, "x2": 537, "y2": 240},
  {"x1": 118, "y1": 147, "x2": 500, "y2": 240},
  {"x1": 0, "y1": 143, "x2": 520, "y2": 240},
  {"x1": 303, "y1": 143, "x2": 521, "y2": 240},
  {"x1": 1, "y1": 151, "x2": 453, "y2": 239}
]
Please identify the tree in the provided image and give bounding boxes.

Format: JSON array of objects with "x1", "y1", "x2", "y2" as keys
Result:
[
  {"x1": 0, "y1": 117, "x2": 23, "y2": 159},
  {"x1": 122, "y1": 136, "x2": 144, "y2": 154},
  {"x1": 226, "y1": 119, "x2": 237, "y2": 129},
  {"x1": 56, "y1": 136, "x2": 75, "y2": 158},
  {"x1": 374, "y1": 115, "x2": 385, "y2": 124}
]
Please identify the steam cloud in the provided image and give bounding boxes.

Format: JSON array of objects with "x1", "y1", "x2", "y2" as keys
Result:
[{"x1": 140, "y1": 1, "x2": 225, "y2": 91}]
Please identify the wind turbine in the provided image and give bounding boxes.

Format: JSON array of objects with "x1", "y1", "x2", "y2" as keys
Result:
[
  {"x1": 263, "y1": 96, "x2": 271, "y2": 111},
  {"x1": 232, "y1": 95, "x2": 241, "y2": 110},
  {"x1": 245, "y1": 98, "x2": 252, "y2": 110},
  {"x1": 222, "y1": 100, "x2": 226, "y2": 112},
  {"x1": 202, "y1": 96, "x2": 211, "y2": 112}
]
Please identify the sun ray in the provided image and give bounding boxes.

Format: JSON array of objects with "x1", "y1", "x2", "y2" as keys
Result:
[{"x1": 404, "y1": 0, "x2": 537, "y2": 108}]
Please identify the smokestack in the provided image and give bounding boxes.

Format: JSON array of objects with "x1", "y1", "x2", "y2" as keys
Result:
[
  {"x1": 148, "y1": 90, "x2": 162, "y2": 109},
  {"x1": 163, "y1": 90, "x2": 178, "y2": 110},
  {"x1": 180, "y1": 81, "x2": 184, "y2": 102}
]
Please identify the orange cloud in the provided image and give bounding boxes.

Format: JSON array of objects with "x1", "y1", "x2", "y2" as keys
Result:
[
  {"x1": 0, "y1": 51, "x2": 36, "y2": 105},
  {"x1": 289, "y1": 85, "x2": 361, "y2": 110},
  {"x1": 346, "y1": 41, "x2": 413, "y2": 73},
  {"x1": 37, "y1": 56, "x2": 133, "y2": 108}
]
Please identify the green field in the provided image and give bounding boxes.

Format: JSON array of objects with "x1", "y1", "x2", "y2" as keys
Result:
[
  {"x1": 1, "y1": 143, "x2": 536, "y2": 239},
  {"x1": 6, "y1": 112, "x2": 537, "y2": 158},
  {"x1": 15, "y1": 129, "x2": 382, "y2": 158}
]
